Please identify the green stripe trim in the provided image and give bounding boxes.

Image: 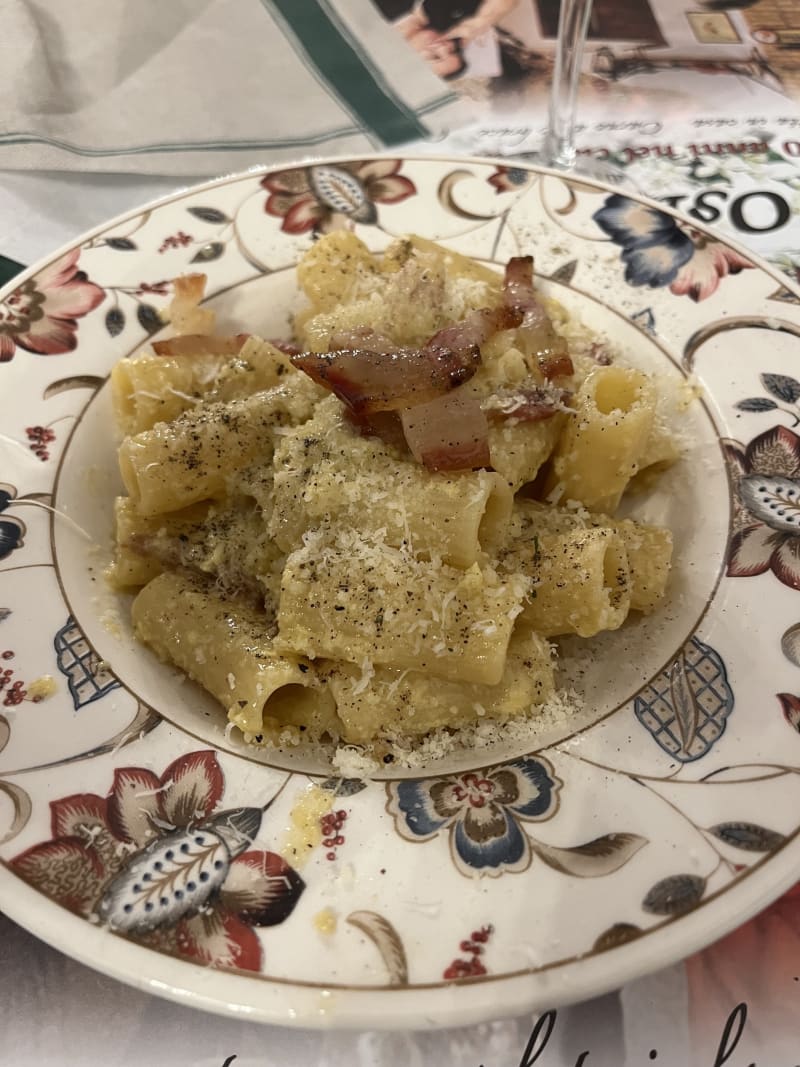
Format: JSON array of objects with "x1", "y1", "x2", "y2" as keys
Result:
[
  {"x1": 262, "y1": 0, "x2": 381, "y2": 150},
  {"x1": 262, "y1": 0, "x2": 429, "y2": 145},
  {"x1": 319, "y1": 1, "x2": 430, "y2": 130},
  {"x1": 0, "y1": 125, "x2": 363, "y2": 158},
  {"x1": 0, "y1": 255, "x2": 25, "y2": 288}
]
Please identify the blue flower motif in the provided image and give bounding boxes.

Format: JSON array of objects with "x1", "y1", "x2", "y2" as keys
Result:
[
  {"x1": 0, "y1": 516, "x2": 25, "y2": 561},
  {"x1": 386, "y1": 757, "x2": 561, "y2": 878},
  {"x1": 593, "y1": 194, "x2": 695, "y2": 288}
]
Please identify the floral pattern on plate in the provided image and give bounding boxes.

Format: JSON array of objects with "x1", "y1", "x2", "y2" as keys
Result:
[
  {"x1": 593, "y1": 193, "x2": 752, "y2": 300},
  {"x1": 726, "y1": 424, "x2": 800, "y2": 589},
  {"x1": 261, "y1": 160, "x2": 416, "y2": 234},
  {"x1": 10, "y1": 751, "x2": 302, "y2": 971},
  {"x1": 0, "y1": 515, "x2": 25, "y2": 562},
  {"x1": 387, "y1": 758, "x2": 654, "y2": 883},
  {"x1": 487, "y1": 165, "x2": 535, "y2": 194},
  {"x1": 0, "y1": 156, "x2": 799, "y2": 1029},
  {"x1": 634, "y1": 637, "x2": 734, "y2": 762},
  {"x1": 53, "y1": 616, "x2": 121, "y2": 710},
  {"x1": 387, "y1": 758, "x2": 560, "y2": 877},
  {"x1": 0, "y1": 249, "x2": 105, "y2": 362}
]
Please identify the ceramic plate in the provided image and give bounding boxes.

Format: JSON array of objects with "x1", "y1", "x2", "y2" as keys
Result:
[{"x1": 2, "y1": 156, "x2": 800, "y2": 1030}]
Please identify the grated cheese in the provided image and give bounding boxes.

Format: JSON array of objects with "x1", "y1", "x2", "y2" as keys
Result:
[{"x1": 109, "y1": 233, "x2": 685, "y2": 765}]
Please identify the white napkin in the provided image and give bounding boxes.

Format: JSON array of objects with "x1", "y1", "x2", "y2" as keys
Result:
[{"x1": 0, "y1": 0, "x2": 466, "y2": 175}]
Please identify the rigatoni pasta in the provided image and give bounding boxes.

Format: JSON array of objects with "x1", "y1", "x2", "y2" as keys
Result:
[
  {"x1": 545, "y1": 366, "x2": 656, "y2": 513},
  {"x1": 111, "y1": 337, "x2": 297, "y2": 435},
  {"x1": 499, "y1": 498, "x2": 672, "y2": 619},
  {"x1": 131, "y1": 571, "x2": 338, "y2": 739},
  {"x1": 108, "y1": 234, "x2": 682, "y2": 752},
  {"x1": 323, "y1": 624, "x2": 555, "y2": 743},
  {"x1": 507, "y1": 526, "x2": 631, "y2": 638},
  {"x1": 277, "y1": 530, "x2": 528, "y2": 685},
  {"x1": 119, "y1": 379, "x2": 319, "y2": 515},
  {"x1": 270, "y1": 396, "x2": 512, "y2": 566}
]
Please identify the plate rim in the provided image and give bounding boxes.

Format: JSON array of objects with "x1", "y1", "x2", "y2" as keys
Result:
[
  {"x1": 1, "y1": 153, "x2": 798, "y2": 306},
  {"x1": 1, "y1": 152, "x2": 799, "y2": 1028},
  {"x1": 2, "y1": 835, "x2": 799, "y2": 1029}
]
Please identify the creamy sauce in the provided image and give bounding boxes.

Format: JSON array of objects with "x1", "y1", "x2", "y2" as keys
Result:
[
  {"x1": 313, "y1": 907, "x2": 338, "y2": 936},
  {"x1": 279, "y1": 784, "x2": 333, "y2": 869},
  {"x1": 27, "y1": 675, "x2": 57, "y2": 700}
]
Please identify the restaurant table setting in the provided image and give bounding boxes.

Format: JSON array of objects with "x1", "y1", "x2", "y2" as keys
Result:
[{"x1": 1, "y1": 2, "x2": 800, "y2": 1065}]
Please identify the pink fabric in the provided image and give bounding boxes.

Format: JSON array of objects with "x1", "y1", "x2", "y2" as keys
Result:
[{"x1": 686, "y1": 882, "x2": 800, "y2": 1062}]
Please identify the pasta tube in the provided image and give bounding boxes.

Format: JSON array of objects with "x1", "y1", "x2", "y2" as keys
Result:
[
  {"x1": 296, "y1": 233, "x2": 501, "y2": 351},
  {"x1": 110, "y1": 495, "x2": 284, "y2": 611},
  {"x1": 611, "y1": 519, "x2": 672, "y2": 613},
  {"x1": 501, "y1": 499, "x2": 672, "y2": 616},
  {"x1": 522, "y1": 527, "x2": 630, "y2": 637},
  {"x1": 132, "y1": 572, "x2": 339, "y2": 739},
  {"x1": 111, "y1": 337, "x2": 300, "y2": 435},
  {"x1": 487, "y1": 411, "x2": 565, "y2": 491},
  {"x1": 106, "y1": 497, "x2": 208, "y2": 589},
  {"x1": 546, "y1": 365, "x2": 656, "y2": 513},
  {"x1": 277, "y1": 532, "x2": 529, "y2": 686},
  {"x1": 270, "y1": 398, "x2": 512, "y2": 565},
  {"x1": 119, "y1": 380, "x2": 318, "y2": 515},
  {"x1": 324, "y1": 624, "x2": 555, "y2": 743}
]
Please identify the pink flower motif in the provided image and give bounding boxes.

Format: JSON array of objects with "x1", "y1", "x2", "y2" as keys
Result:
[
  {"x1": 777, "y1": 692, "x2": 800, "y2": 733},
  {"x1": 11, "y1": 750, "x2": 303, "y2": 972},
  {"x1": 725, "y1": 424, "x2": 800, "y2": 589},
  {"x1": 261, "y1": 160, "x2": 416, "y2": 235},
  {"x1": 158, "y1": 232, "x2": 193, "y2": 254},
  {"x1": 670, "y1": 239, "x2": 752, "y2": 302},
  {"x1": 487, "y1": 166, "x2": 532, "y2": 194},
  {"x1": 0, "y1": 249, "x2": 105, "y2": 363}
]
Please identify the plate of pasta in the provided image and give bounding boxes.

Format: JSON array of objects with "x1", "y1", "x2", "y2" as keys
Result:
[{"x1": 2, "y1": 155, "x2": 800, "y2": 1029}]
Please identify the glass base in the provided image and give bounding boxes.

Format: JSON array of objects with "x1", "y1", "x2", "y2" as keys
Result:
[{"x1": 515, "y1": 148, "x2": 630, "y2": 188}]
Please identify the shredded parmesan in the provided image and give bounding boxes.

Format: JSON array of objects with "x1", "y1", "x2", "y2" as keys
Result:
[
  {"x1": 107, "y1": 232, "x2": 684, "y2": 766},
  {"x1": 350, "y1": 658, "x2": 376, "y2": 696}
]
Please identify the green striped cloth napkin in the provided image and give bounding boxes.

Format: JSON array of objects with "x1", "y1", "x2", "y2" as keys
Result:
[
  {"x1": 0, "y1": 0, "x2": 466, "y2": 175},
  {"x1": 0, "y1": 255, "x2": 24, "y2": 287}
]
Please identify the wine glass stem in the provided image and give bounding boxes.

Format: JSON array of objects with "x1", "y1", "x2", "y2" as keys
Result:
[{"x1": 544, "y1": 0, "x2": 594, "y2": 170}]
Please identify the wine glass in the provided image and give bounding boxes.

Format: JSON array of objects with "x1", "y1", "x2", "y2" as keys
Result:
[{"x1": 542, "y1": 0, "x2": 594, "y2": 170}]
